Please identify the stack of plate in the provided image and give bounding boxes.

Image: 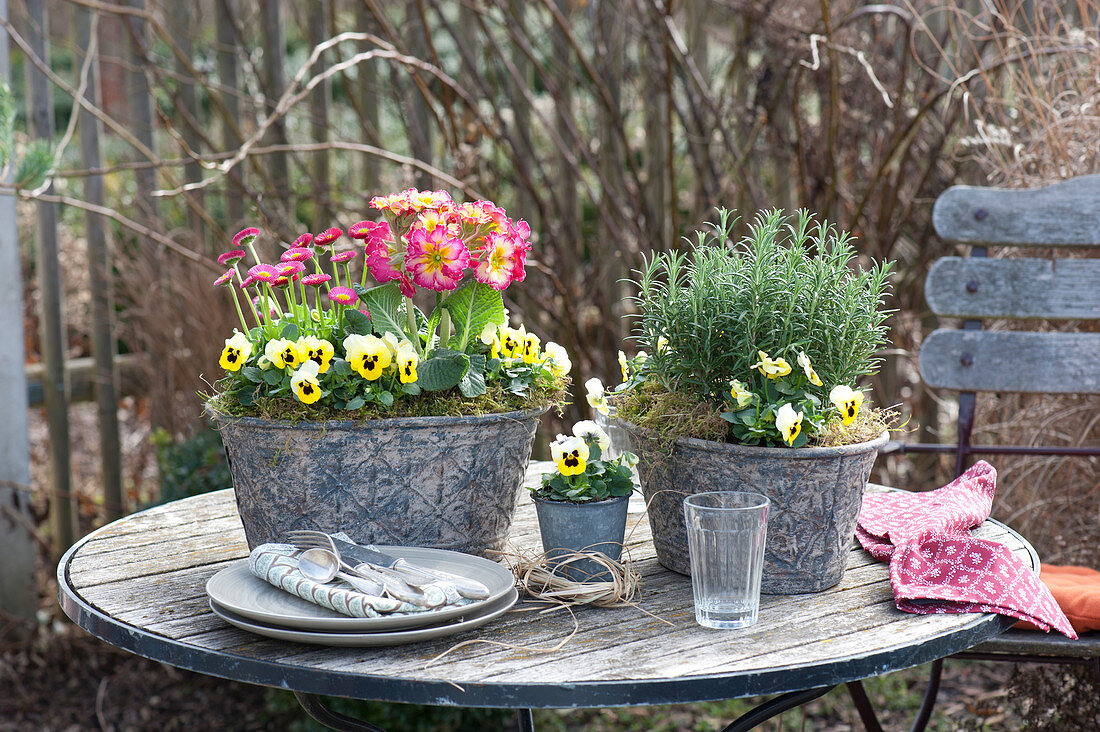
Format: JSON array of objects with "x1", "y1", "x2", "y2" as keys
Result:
[{"x1": 205, "y1": 546, "x2": 518, "y2": 646}]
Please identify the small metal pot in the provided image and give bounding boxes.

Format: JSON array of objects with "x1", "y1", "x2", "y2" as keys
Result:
[{"x1": 532, "y1": 493, "x2": 630, "y2": 582}]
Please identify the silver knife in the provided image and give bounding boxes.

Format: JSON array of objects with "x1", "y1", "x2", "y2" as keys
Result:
[{"x1": 327, "y1": 537, "x2": 492, "y2": 600}]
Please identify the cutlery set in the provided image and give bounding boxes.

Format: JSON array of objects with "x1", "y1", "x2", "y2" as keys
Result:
[{"x1": 284, "y1": 530, "x2": 492, "y2": 611}]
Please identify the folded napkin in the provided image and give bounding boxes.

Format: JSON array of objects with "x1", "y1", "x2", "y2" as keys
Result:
[
  {"x1": 856, "y1": 461, "x2": 1076, "y2": 638},
  {"x1": 248, "y1": 543, "x2": 459, "y2": 619}
]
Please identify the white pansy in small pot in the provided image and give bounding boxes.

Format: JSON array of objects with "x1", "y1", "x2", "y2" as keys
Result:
[{"x1": 529, "y1": 420, "x2": 638, "y2": 583}]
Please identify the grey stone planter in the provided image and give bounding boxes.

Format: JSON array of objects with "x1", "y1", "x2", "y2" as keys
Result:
[
  {"x1": 532, "y1": 493, "x2": 630, "y2": 582},
  {"x1": 210, "y1": 406, "x2": 546, "y2": 557},
  {"x1": 626, "y1": 423, "x2": 887, "y2": 594}
]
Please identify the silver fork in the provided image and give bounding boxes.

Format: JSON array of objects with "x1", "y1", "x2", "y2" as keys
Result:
[{"x1": 285, "y1": 531, "x2": 450, "y2": 607}]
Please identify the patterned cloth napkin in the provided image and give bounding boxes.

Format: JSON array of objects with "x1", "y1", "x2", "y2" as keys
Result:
[
  {"x1": 248, "y1": 543, "x2": 464, "y2": 619},
  {"x1": 856, "y1": 461, "x2": 1076, "y2": 638}
]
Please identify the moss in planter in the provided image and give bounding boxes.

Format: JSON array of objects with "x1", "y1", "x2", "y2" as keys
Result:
[
  {"x1": 617, "y1": 379, "x2": 893, "y2": 448},
  {"x1": 205, "y1": 379, "x2": 568, "y2": 423}
]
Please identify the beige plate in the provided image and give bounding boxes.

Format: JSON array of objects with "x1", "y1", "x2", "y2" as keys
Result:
[
  {"x1": 209, "y1": 588, "x2": 518, "y2": 646},
  {"x1": 205, "y1": 546, "x2": 515, "y2": 632}
]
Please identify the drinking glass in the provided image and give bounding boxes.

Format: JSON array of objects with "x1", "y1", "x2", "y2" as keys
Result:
[{"x1": 683, "y1": 491, "x2": 769, "y2": 629}]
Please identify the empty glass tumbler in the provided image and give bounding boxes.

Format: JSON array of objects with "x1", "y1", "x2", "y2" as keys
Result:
[{"x1": 683, "y1": 491, "x2": 769, "y2": 629}]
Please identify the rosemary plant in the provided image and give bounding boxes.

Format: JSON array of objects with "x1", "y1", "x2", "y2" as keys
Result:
[{"x1": 622, "y1": 208, "x2": 893, "y2": 447}]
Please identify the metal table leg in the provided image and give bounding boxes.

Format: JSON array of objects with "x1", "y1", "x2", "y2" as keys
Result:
[
  {"x1": 719, "y1": 686, "x2": 835, "y2": 732},
  {"x1": 292, "y1": 692, "x2": 390, "y2": 732}
]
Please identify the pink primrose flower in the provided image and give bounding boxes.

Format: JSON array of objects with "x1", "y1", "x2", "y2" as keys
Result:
[
  {"x1": 327, "y1": 286, "x2": 358, "y2": 306},
  {"x1": 369, "y1": 192, "x2": 411, "y2": 215},
  {"x1": 247, "y1": 263, "x2": 279, "y2": 283},
  {"x1": 302, "y1": 273, "x2": 331, "y2": 287},
  {"x1": 217, "y1": 249, "x2": 246, "y2": 266},
  {"x1": 252, "y1": 295, "x2": 279, "y2": 319},
  {"x1": 330, "y1": 250, "x2": 357, "y2": 264},
  {"x1": 281, "y1": 247, "x2": 313, "y2": 262},
  {"x1": 213, "y1": 268, "x2": 236, "y2": 287},
  {"x1": 473, "y1": 232, "x2": 517, "y2": 291},
  {"x1": 232, "y1": 227, "x2": 260, "y2": 248},
  {"x1": 293, "y1": 233, "x2": 314, "y2": 248},
  {"x1": 314, "y1": 227, "x2": 343, "y2": 248},
  {"x1": 406, "y1": 226, "x2": 470, "y2": 291}
]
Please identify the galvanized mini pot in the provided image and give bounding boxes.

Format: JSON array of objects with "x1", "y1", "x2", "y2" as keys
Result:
[
  {"x1": 627, "y1": 422, "x2": 887, "y2": 594},
  {"x1": 532, "y1": 493, "x2": 630, "y2": 582},
  {"x1": 210, "y1": 406, "x2": 546, "y2": 558}
]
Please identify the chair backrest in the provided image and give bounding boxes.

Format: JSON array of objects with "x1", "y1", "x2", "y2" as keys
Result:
[{"x1": 916, "y1": 175, "x2": 1100, "y2": 475}]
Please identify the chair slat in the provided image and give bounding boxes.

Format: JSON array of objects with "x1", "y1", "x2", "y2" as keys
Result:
[
  {"x1": 932, "y1": 175, "x2": 1100, "y2": 248},
  {"x1": 919, "y1": 330, "x2": 1100, "y2": 393},
  {"x1": 925, "y1": 257, "x2": 1100, "y2": 320}
]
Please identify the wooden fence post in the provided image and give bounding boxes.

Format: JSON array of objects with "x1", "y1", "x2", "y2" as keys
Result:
[
  {"x1": 0, "y1": 0, "x2": 38, "y2": 631},
  {"x1": 75, "y1": 4, "x2": 124, "y2": 521},
  {"x1": 26, "y1": 0, "x2": 75, "y2": 556}
]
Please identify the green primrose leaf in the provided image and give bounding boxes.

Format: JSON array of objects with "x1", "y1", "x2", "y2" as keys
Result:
[
  {"x1": 241, "y1": 366, "x2": 263, "y2": 384},
  {"x1": 377, "y1": 390, "x2": 394, "y2": 407},
  {"x1": 354, "y1": 282, "x2": 405, "y2": 339},
  {"x1": 342, "y1": 308, "x2": 372, "y2": 336},
  {"x1": 418, "y1": 348, "x2": 470, "y2": 392},
  {"x1": 344, "y1": 396, "x2": 365, "y2": 411},
  {"x1": 261, "y1": 368, "x2": 283, "y2": 386},
  {"x1": 442, "y1": 280, "x2": 505, "y2": 352},
  {"x1": 279, "y1": 322, "x2": 299, "y2": 340}
]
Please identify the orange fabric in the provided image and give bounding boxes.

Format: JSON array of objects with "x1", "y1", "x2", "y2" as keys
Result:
[{"x1": 1014, "y1": 565, "x2": 1100, "y2": 634}]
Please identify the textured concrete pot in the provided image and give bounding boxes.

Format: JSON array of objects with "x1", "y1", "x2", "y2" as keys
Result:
[
  {"x1": 532, "y1": 493, "x2": 630, "y2": 582},
  {"x1": 210, "y1": 406, "x2": 546, "y2": 557},
  {"x1": 627, "y1": 425, "x2": 887, "y2": 594}
]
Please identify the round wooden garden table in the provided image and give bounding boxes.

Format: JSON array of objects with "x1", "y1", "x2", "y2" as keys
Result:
[{"x1": 58, "y1": 463, "x2": 1033, "y2": 731}]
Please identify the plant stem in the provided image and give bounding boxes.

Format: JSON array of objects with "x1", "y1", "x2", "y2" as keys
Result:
[
  {"x1": 404, "y1": 297, "x2": 423, "y2": 357},
  {"x1": 228, "y1": 286, "x2": 250, "y2": 333},
  {"x1": 439, "y1": 307, "x2": 452, "y2": 349}
]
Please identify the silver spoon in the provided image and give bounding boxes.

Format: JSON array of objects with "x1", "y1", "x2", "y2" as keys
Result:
[{"x1": 298, "y1": 547, "x2": 387, "y2": 598}]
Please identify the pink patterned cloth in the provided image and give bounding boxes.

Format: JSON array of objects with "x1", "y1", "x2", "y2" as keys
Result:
[{"x1": 857, "y1": 461, "x2": 1076, "y2": 638}]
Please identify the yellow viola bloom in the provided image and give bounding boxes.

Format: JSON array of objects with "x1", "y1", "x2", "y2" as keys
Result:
[
  {"x1": 618, "y1": 350, "x2": 629, "y2": 381},
  {"x1": 751, "y1": 350, "x2": 792, "y2": 379},
  {"x1": 499, "y1": 327, "x2": 523, "y2": 359},
  {"x1": 344, "y1": 334, "x2": 392, "y2": 381},
  {"x1": 265, "y1": 338, "x2": 303, "y2": 370},
  {"x1": 550, "y1": 435, "x2": 590, "y2": 477},
  {"x1": 830, "y1": 385, "x2": 865, "y2": 426},
  {"x1": 479, "y1": 321, "x2": 504, "y2": 359},
  {"x1": 397, "y1": 342, "x2": 419, "y2": 384},
  {"x1": 290, "y1": 360, "x2": 323, "y2": 404},
  {"x1": 573, "y1": 420, "x2": 610, "y2": 453},
  {"x1": 585, "y1": 377, "x2": 609, "y2": 416},
  {"x1": 542, "y1": 341, "x2": 571, "y2": 378},
  {"x1": 656, "y1": 336, "x2": 669, "y2": 353},
  {"x1": 775, "y1": 402, "x2": 803, "y2": 446},
  {"x1": 729, "y1": 379, "x2": 754, "y2": 408},
  {"x1": 219, "y1": 332, "x2": 252, "y2": 371},
  {"x1": 797, "y1": 351, "x2": 823, "y2": 387},
  {"x1": 299, "y1": 336, "x2": 334, "y2": 374},
  {"x1": 521, "y1": 331, "x2": 541, "y2": 365},
  {"x1": 380, "y1": 332, "x2": 402, "y2": 361}
]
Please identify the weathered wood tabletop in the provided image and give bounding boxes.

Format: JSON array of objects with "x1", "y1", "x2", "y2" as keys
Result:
[{"x1": 58, "y1": 462, "x2": 1031, "y2": 711}]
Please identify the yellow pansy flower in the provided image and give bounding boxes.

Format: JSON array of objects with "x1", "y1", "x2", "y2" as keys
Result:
[
  {"x1": 397, "y1": 341, "x2": 419, "y2": 384},
  {"x1": 499, "y1": 327, "x2": 524, "y2": 359},
  {"x1": 521, "y1": 331, "x2": 541, "y2": 365},
  {"x1": 542, "y1": 341, "x2": 571, "y2": 378},
  {"x1": 290, "y1": 360, "x2": 323, "y2": 404},
  {"x1": 751, "y1": 350, "x2": 792, "y2": 379},
  {"x1": 729, "y1": 379, "x2": 754, "y2": 408},
  {"x1": 618, "y1": 350, "x2": 629, "y2": 381},
  {"x1": 299, "y1": 336, "x2": 334, "y2": 374},
  {"x1": 830, "y1": 385, "x2": 864, "y2": 426},
  {"x1": 344, "y1": 334, "x2": 392, "y2": 381},
  {"x1": 550, "y1": 435, "x2": 590, "y2": 477},
  {"x1": 219, "y1": 332, "x2": 252, "y2": 372},
  {"x1": 585, "y1": 377, "x2": 609, "y2": 416},
  {"x1": 573, "y1": 420, "x2": 610, "y2": 453},
  {"x1": 797, "y1": 351, "x2": 823, "y2": 387},
  {"x1": 775, "y1": 403, "x2": 803, "y2": 446},
  {"x1": 265, "y1": 337, "x2": 304, "y2": 370}
]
